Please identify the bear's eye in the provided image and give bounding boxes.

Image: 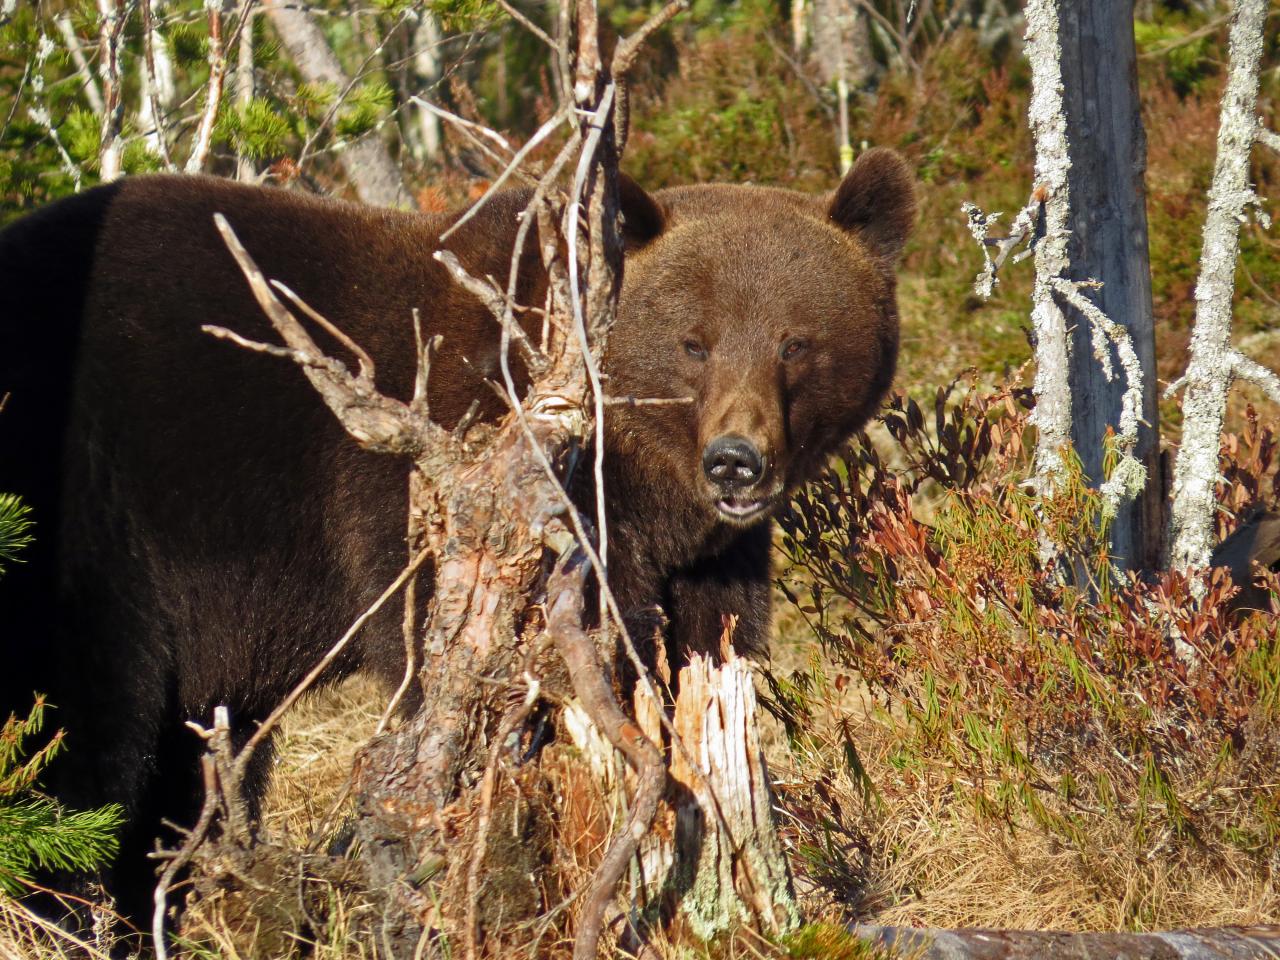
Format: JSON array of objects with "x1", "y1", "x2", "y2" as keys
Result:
[
  {"x1": 780, "y1": 337, "x2": 808, "y2": 361},
  {"x1": 683, "y1": 338, "x2": 708, "y2": 361}
]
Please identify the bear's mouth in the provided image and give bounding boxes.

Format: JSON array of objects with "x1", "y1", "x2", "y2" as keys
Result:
[{"x1": 715, "y1": 493, "x2": 772, "y2": 523}]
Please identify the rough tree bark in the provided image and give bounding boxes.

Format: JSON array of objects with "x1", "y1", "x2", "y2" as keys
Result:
[
  {"x1": 1168, "y1": 0, "x2": 1280, "y2": 574},
  {"x1": 964, "y1": 0, "x2": 1151, "y2": 568},
  {"x1": 261, "y1": 0, "x2": 410, "y2": 207},
  {"x1": 1056, "y1": 0, "x2": 1161, "y2": 572}
]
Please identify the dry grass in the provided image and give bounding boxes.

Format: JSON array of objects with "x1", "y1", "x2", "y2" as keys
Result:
[
  {"x1": 763, "y1": 637, "x2": 1280, "y2": 933},
  {"x1": 260, "y1": 675, "x2": 383, "y2": 848},
  {"x1": 238, "y1": 623, "x2": 1279, "y2": 951}
]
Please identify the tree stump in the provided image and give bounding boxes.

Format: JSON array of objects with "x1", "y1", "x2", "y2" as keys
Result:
[{"x1": 572, "y1": 649, "x2": 799, "y2": 945}]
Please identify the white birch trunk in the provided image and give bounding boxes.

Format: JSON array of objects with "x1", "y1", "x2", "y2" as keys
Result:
[
  {"x1": 95, "y1": 0, "x2": 125, "y2": 182},
  {"x1": 235, "y1": 8, "x2": 256, "y2": 182},
  {"x1": 138, "y1": 0, "x2": 176, "y2": 159},
  {"x1": 411, "y1": 12, "x2": 443, "y2": 163},
  {"x1": 1168, "y1": 0, "x2": 1278, "y2": 574}
]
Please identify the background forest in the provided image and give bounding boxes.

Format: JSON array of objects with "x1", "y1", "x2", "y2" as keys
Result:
[{"x1": 1, "y1": 0, "x2": 1279, "y2": 956}]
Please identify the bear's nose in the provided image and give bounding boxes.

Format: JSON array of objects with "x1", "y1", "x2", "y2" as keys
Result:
[{"x1": 703, "y1": 435, "x2": 765, "y2": 487}]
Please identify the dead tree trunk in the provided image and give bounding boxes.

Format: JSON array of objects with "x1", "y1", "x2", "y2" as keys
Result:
[
  {"x1": 651, "y1": 652, "x2": 797, "y2": 939},
  {"x1": 964, "y1": 0, "x2": 1151, "y2": 568},
  {"x1": 1168, "y1": 0, "x2": 1280, "y2": 574},
  {"x1": 1056, "y1": 0, "x2": 1161, "y2": 572},
  {"x1": 262, "y1": 0, "x2": 410, "y2": 207}
]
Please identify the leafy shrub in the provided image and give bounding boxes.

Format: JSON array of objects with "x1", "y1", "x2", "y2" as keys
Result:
[{"x1": 774, "y1": 378, "x2": 1280, "y2": 926}]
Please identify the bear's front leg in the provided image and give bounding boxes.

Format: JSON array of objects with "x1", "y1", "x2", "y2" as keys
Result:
[{"x1": 663, "y1": 522, "x2": 773, "y2": 663}]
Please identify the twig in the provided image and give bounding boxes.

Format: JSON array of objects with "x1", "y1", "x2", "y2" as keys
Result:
[
  {"x1": 434, "y1": 251, "x2": 548, "y2": 376},
  {"x1": 566, "y1": 83, "x2": 615, "y2": 582},
  {"x1": 439, "y1": 106, "x2": 571, "y2": 242},
  {"x1": 212, "y1": 214, "x2": 428, "y2": 456},
  {"x1": 613, "y1": 0, "x2": 689, "y2": 76},
  {"x1": 409, "y1": 96, "x2": 512, "y2": 152},
  {"x1": 54, "y1": 15, "x2": 103, "y2": 114},
  {"x1": 152, "y1": 753, "x2": 219, "y2": 960},
  {"x1": 230, "y1": 548, "x2": 431, "y2": 787},
  {"x1": 495, "y1": 0, "x2": 557, "y2": 52},
  {"x1": 271, "y1": 279, "x2": 377, "y2": 380}
]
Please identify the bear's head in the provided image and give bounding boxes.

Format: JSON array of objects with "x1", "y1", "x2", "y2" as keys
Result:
[{"x1": 605, "y1": 148, "x2": 916, "y2": 532}]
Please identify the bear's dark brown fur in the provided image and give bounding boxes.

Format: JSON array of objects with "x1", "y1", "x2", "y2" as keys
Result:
[{"x1": 0, "y1": 149, "x2": 914, "y2": 920}]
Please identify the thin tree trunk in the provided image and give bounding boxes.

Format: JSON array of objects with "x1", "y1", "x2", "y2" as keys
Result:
[
  {"x1": 95, "y1": 0, "x2": 125, "y2": 181},
  {"x1": 236, "y1": 8, "x2": 255, "y2": 182},
  {"x1": 54, "y1": 15, "x2": 103, "y2": 115},
  {"x1": 262, "y1": 0, "x2": 410, "y2": 207},
  {"x1": 409, "y1": 11, "x2": 442, "y2": 164},
  {"x1": 1169, "y1": 0, "x2": 1280, "y2": 573},
  {"x1": 1022, "y1": 0, "x2": 1075, "y2": 504},
  {"x1": 1057, "y1": 0, "x2": 1161, "y2": 572}
]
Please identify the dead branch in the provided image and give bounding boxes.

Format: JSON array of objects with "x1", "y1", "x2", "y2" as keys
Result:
[
  {"x1": 1169, "y1": 0, "x2": 1277, "y2": 574},
  {"x1": 210, "y1": 214, "x2": 434, "y2": 456}
]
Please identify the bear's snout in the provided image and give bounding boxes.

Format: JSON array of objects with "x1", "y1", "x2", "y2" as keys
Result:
[{"x1": 702, "y1": 434, "x2": 765, "y2": 488}]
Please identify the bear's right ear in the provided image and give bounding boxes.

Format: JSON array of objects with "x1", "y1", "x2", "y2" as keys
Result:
[
  {"x1": 827, "y1": 147, "x2": 917, "y2": 264},
  {"x1": 619, "y1": 173, "x2": 665, "y2": 251}
]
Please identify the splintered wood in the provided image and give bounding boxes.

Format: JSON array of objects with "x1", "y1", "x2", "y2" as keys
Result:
[{"x1": 566, "y1": 644, "x2": 798, "y2": 945}]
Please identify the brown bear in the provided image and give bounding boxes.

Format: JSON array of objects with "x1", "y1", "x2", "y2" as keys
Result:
[{"x1": 0, "y1": 148, "x2": 914, "y2": 923}]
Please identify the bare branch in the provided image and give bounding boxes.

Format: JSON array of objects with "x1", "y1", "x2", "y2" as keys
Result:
[
  {"x1": 270, "y1": 279, "x2": 376, "y2": 381},
  {"x1": 614, "y1": 0, "x2": 689, "y2": 76},
  {"x1": 152, "y1": 754, "x2": 219, "y2": 960},
  {"x1": 230, "y1": 547, "x2": 431, "y2": 786},
  {"x1": 212, "y1": 213, "x2": 427, "y2": 455},
  {"x1": 439, "y1": 106, "x2": 571, "y2": 242},
  {"x1": 433, "y1": 250, "x2": 547, "y2": 376},
  {"x1": 1051, "y1": 277, "x2": 1148, "y2": 516},
  {"x1": 410, "y1": 95, "x2": 512, "y2": 155},
  {"x1": 54, "y1": 15, "x2": 103, "y2": 114},
  {"x1": 546, "y1": 546, "x2": 665, "y2": 960},
  {"x1": 1229, "y1": 349, "x2": 1280, "y2": 405}
]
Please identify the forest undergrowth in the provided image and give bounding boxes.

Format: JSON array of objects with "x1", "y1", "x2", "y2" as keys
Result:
[{"x1": 2, "y1": 2, "x2": 1280, "y2": 956}]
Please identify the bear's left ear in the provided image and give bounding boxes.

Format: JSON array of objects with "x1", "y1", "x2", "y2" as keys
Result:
[
  {"x1": 619, "y1": 173, "x2": 665, "y2": 251},
  {"x1": 827, "y1": 147, "x2": 917, "y2": 263}
]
